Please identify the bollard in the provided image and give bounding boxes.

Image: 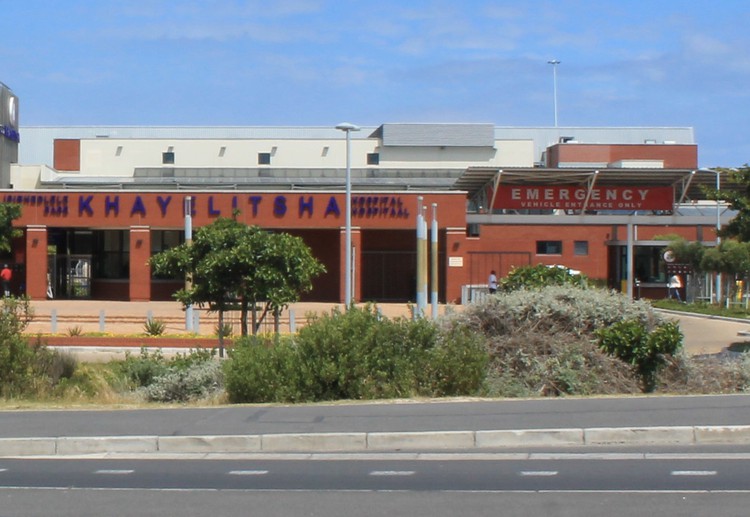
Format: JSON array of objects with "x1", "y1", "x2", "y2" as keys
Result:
[
  {"x1": 289, "y1": 309, "x2": 296, "y2": 333},
  {"x1": 51, "y1": 309, "x2": 57, "y2": 333},
  {"x1": 99, "y1": 310, "x2": 105, "y2": 332},
  {"x1": 194, "y1": 312, "x2": 200, "y2": 334}
]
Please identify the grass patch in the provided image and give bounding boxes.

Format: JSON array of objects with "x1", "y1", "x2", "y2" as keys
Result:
[{"x1": 652, "y1": 299, "x2": 750, "y2": 319}]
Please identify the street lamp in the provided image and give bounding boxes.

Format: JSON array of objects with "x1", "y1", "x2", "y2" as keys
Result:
[
  {"x1": 335, "y1": 122, "x2": 360, "y2": 307},
  {"x1": 547, "y1": 59, "x2": 561, "y2": 127}
]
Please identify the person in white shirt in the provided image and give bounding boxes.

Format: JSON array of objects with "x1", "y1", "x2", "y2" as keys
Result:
[
  {"x1": 488, "y1": 270, "x2": 498, "y2": 294},
  {"x1": 667, "y1": 274, "x2": 682, "y2": 302}
]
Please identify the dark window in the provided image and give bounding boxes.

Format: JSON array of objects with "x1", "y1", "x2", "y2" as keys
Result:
[
  {"x1": 162, "y1": 151, "x2": 175, "y2": 164},
  {"x1": 367, "y1": 153, "x2": 380, "y2": 165},
  {"x1": 258, "y1": 152, "x2": 271, "y2": 165},
  {"x1": 574, "y1": 240, "x2": 589, "y2": 256},
  {"x1": 96, "y1": 230, "x2": 129, "y2": 279},
  {"x1": 536, "y1": 240, "x2": 562, "y2": 255},
  {"x1": 151, "y1": 230, "x2": 184, "y2": 279}
]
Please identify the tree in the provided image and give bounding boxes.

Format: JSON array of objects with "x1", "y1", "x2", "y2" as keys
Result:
[
  {"x1": 708, "y1": 165, "x2": 750, "y2": 241},
  {"x1": 0, "y1": 203, "x2": 22, "y2": 253},
  {"x1": 149, "y1": 217, "x2": 325, "y2": 356}
]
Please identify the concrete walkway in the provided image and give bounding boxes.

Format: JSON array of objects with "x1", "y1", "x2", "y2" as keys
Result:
[{"x1": 21, "y1": 299, "x2": 750, "y2": 357}]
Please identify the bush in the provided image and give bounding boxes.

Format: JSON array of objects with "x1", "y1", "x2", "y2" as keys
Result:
[
  {"x1": 447, "y1": 285, "x2": 670, "y2": 396},
  {"x1": 223, "y1": 305, "x2": 488, "y2": 403},
  {"x1": 499, "y1": 264, "x2": 588, "y2": 292},
  {"x1": 116, "y1": 348, "x2": 170, "y2": 388},
  {"x1": 143, "y1": 318, "x2": 166, "y2": 336},
  {"x1": 143, "y1": 360, "x2": 224, "y2": 403},
  {"x1": 109, "y1": 347, "x2": 221, "y2": 402},
  {"x1": 596, "y1": 319, "x2": 683, "y2": 392},
  {"x1": 224, "y1": 335, "x2": 306, "y2": 403}
]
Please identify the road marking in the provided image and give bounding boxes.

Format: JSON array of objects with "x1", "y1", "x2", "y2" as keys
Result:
[
  {"x1": 671, "y1": 470, "x2": 717, "y2": 476},
  {"x1": 520, "y1": 470, "x2": 558, "y2": 477},
  {"x1": 228, "y1": 470, "x2": 269, "y2": 476},
  {"x1": 94, "y1": 469, "x2": 134, "y2": 475},
  {"x1": 0, "y1": 469, "x2": 7, "y2": 473},
  {"x1": 369, "y1": 470, "x2": 415, "y2": 476}
]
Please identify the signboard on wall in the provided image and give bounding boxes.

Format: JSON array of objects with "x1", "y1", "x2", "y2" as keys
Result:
[{"x1": 493, "y1": 185, "x2": 674, "y2": 211}]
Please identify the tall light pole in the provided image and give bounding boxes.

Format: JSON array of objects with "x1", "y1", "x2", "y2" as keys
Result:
[
  {"x1": 336, "y1": 122, "x2": 360, "y2": 307},
  {"x1": 184, "y1": 196, "x2": 193, "y2": 331},
  {"x1": 547, "y1": 59, "x2": 560, "y2": 127}
]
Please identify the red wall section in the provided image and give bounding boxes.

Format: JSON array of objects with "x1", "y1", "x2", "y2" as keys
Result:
[
  {"x1": 53, "y1": 140, "x2": 81, "y2": 171},
  {"x1": 548, "y1": 144, "x2": 698, "y2": 168},
  {"x1": 8, "y1": 191, "x2": 467, "y2": 230}
]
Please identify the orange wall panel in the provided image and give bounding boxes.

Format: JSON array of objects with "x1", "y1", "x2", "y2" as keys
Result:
[{"x1": 53, "y1": 139, "x2": 81, "y2": 171}]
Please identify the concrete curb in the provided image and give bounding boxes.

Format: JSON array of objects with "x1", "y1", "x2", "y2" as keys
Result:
[{"x1": 3, "y1": 425, "x2": 750, "y2": 457}]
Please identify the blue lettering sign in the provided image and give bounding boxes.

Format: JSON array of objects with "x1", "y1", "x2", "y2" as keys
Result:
[
  {"x1": 105, "y1": 195, "x2": 119, "y2": 216},
  {"x1": 324, "y1": 196, "x2": 340, "y2": 217},
  {"x1": 299, "y1": 196, "x2": 313, "y2": 217},
  {"x1": 157, "y1": 195, "x2": 172, "y2": 217},
  {"x1": 248, "y1": 196, "x2": 262, "y2": 217},
  {"x1": 79, "y1": 195, "x2": 94, "y2": 216},
  {"x1": 273, "y1": 195, "x2": 287, "y2": 217},
  {"x1": 208, "y1": 196, "x2": 220, "y2": 216},
  {"x1": 130, "y1": 196, "x2": 146, "y2": 217}
]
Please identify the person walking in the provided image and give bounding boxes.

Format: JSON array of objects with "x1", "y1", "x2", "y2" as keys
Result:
[
  {"x1": 667, "y1": 273, "x2": 682, "y2": 302},
  {"x1": 488, "y1": 270, "x2": 498, "y2": 295},
  {"x1": 1, "y1": 264, "x2": 12, "y2": 297}
]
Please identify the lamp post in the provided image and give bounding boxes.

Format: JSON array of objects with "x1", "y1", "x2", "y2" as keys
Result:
[
  {"x1": 547, "y1": 59, "x2": 560, "y2": 127},
  {"x1": 184, "y1": 196, "x2": 193, "y2": 331},
  {"x1": 335, "y1": 122, "x2": 360, "y2": 307},
  {"x1": 712, "y1": 169, "x2": 722, "y2": 303}
]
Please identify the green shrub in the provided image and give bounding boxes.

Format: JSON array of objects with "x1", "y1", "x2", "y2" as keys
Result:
[
  {"x1": 499, "y1": 264, "x2": 588, "y2": 292},
  {"x1": 114, "y1": 347, "x2": 216, "y2": 391},
  {"x1": 116, "y1": 348, "x2": 169, "y2": 388},
  {"x1": 143, "y1": 318, "x2": 166, "y2": 336},
  {"x1": 224, "y1": 335, "x2": 305, "y2": 403},
  {"x1": 223, "y1": 305, "x2": 489, "y2": 403},
  {"x1": 143, "y1": 360, "x2": 224, "y2": 403},
  {"x1": 215, "y1": 322, "x2": 233, "y2": 339},
  {"x1": 67, "y1": 325, "x2": 83, "y2": 337},
  {"x1": 596, "y1": 319, "x2": 683, "y2": 392},
  {"x1": 446, "y1": 285, "x2": 666, "y2": 397}
]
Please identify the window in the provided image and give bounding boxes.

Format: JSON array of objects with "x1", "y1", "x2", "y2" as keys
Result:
[
  {"x1": 96, "y1": 230, "x2": 129, "y2": 279},
  {"x1": 258, "y1": 152, "x2": 271, "y2": 165},
  {"x1": 151, "y1": 230, "x2": 184, "y2": 279},
  {"x1": 574, "y1": 240, "x2": 589, "y2": 256},
  {"x1": 536, "y1": 240, "x2": 562, "y2": 255},
  {"x1": 367, "y1": 153, "x2": 380, "y2": 165},
  {"x1": 162, "y1": 151, "x2": 175, "y2": 164}
]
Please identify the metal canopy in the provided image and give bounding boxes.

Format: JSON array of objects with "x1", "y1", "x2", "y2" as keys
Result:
[{"x1": 454, "y1": 167, "x2": 724, "y2": 205}]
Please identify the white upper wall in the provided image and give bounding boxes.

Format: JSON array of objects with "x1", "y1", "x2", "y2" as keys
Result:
[{"x1": 77, "y1": 137, "x2": 534, "y2": 177}]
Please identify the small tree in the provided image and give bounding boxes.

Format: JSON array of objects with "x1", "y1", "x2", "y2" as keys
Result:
[
  {"x1": 0, "y1": 203, "x2": 21, "y2": 253},
  {"x1": 664, "y1": 238, "x2": 707, "y2": 303},
  {"x1": 150, "y1": 217, "x2": 325, "y2": 356},
  {"x1": 701, "y1": 240, "x2": 750, "y2": 305}
]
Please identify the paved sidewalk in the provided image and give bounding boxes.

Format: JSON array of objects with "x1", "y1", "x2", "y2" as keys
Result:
[
  {"x1": 24, "y1": 300, "x2": 420, "y2": 337},
  {"x1": 21, "y1": 300, "x2": 750, "y2": 357}
]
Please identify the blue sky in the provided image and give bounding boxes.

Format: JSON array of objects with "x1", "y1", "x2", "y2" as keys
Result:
[{"x1": 3, "y1": 1, "x2": 749, "y2": 167}]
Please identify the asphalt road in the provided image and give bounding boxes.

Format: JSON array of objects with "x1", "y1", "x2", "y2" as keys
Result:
[
  {"x1": 3, "y1": 395, "x2": 750, "y2": 439},
  {"x1": 2, "y1": 452, "x2": 750, "y2": 517},
  {"x1": 2, "y1": 489, "x2": 746, "y2": 517},
  {"x1": 3, "y1": 453, "x2": 750, "y2": 491}
]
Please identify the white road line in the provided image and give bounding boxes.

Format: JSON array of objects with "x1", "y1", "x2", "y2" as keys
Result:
[
  {"x1": 94, "y1": 469, "x2": 134, "y2": 475},
  {"x1": 0, "y1": 469, "x2": 7, "y2": 473},
  {"x1": 520, "y1": 470, "x2": 558, "y2": 477},
  {"x1": 369, "y1": 470, "x2": 415, "y2": 476},
  {"x1": 228, "y1": 470, "x2": 269, "y2": 476},
  {"x1": 671, "y1": 470, "x2": 717, "y2": 476}
]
